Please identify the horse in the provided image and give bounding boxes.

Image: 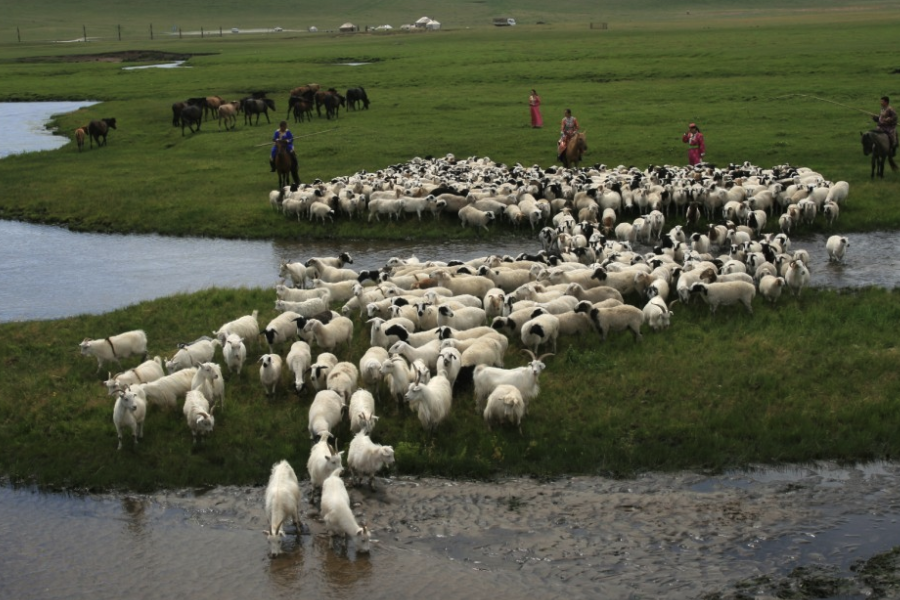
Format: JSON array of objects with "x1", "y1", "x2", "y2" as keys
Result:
[
  {"x1": 88, "y1": 118, "x2": 117, "y2": 148},
  {"x1": 322, "y1": 92, "x2": 346, "y2": 120},
  {"x1": 861, "y1": 130, "x2": 898, "y2": 179},
  {"x1": 274, "y1": 139, "x2": 293, "y2": 189},
  {"x1": 74, "y1": 127, "x2": 86, "y2": 152},
  {"x1": 561, "y1": 132, "x2": 587, "y2": 168},
  {"x1": 203, "y1": 96, "x2": 223, "y2": 121},
  {"x1": 217, "y1": 101, "x2": 240, "y2": 130},
  {"x1": 346, "y1": 87, "x2": 370, "y2": 111},
  {"x1": 243, "y1": 97, "x2": 275, "y2": 125},
  {"x1": 180, "y1": 105, "x2": 202, "y2": 136},
  {"x1": 286, "y1": 93, "x2": 314, "y2": 123}
]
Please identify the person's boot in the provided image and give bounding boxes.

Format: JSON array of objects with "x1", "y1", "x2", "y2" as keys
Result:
[
  {"x1": 269, "y1": 159, "x2": 276, "y2": 172},
  {"x1": 292, "y1": 170, "x2": 301, "y2": 185}
]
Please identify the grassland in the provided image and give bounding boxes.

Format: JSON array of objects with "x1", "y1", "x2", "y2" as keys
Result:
[{"x1": 1, "y1": 1, "x2": 900, "y2": 492}]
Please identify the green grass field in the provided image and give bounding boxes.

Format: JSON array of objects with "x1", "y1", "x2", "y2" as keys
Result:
[{"x1": 2, "y1": 1, "x2": 900, "y2": 492}]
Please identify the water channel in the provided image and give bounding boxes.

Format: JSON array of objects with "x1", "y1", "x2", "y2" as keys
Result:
[{"x1": 3, "y1": 102, "x2": 900, "y2": 600}]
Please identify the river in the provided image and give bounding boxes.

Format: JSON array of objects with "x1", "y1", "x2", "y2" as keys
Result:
[{"x1": 3, "y1": 102, "x2": 900, "y2": 600}]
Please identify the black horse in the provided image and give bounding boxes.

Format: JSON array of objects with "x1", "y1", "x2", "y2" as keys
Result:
[
  {"x1": 862, "y1": 130, "x2": 898, "y2": 179},
  {"x1": 180, "y1": 105, "x2": 202, "y2": 136},
  {"x1": 242, "y1": 97, "x2": 275, "y2": 125},
  {"x1": 346, "y1": 87, "x2": 370, "y2": 111},
  {"x1": 88, "y1": 118, "x2": 117, "y2": 148}
]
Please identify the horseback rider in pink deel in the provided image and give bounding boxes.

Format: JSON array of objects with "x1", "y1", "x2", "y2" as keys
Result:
[
  {"x1": 682, "y1": 122, "x2": 706, "y2": 166},
  {"x1": 872, "y1": 96, "x2": 898, "y2": 157},
  {"x1": 557, "y1": 109, "x2": 579, "y2": 162}
]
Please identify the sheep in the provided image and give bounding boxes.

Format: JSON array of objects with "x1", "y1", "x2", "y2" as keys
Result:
[
  {"x1": 642, "y1": 296, "x2": 674, "y2": 332},
  {"x1": 368, "y1": 196, "x2": 405, "y2": 222},
  {"x1": 275, "y1": 285, "x2": 331, "y2": 303},
  {"x1": 307, "y1": 252, "x2": 354, "y2": 269},
  {"x1": 436, "y1": 305, "x2": 487, "y2": 332},
  {"x1": 357, "y1": 346, "x2": 389, "y2": 398},
  {"x1": 133, "y1": 367, "x2": 197, "y2": 409},
  {"x1": 380, "y1": 354, "x2": 415, "y2": 406},
  {"x1": 826, "y1": 235, "x2": 849, "y2": 263},
  {"x1": 577, "y1": 304, "x2": 644, "y2": 342},
  {"x1": 389, "y1": 339, "x2": 442, "y2": 374},
  {"x1": 113, "y1": 387, "x2": 147, "y2": 450},
  {"x1": 382, "y1": 323, "x2": 441, "y2": 348},
  {"x1": 310, "y1": 352, "x2": 339, "y2": 391},
  {"x1": 520, "y1": 313, "x2": 560, "y2": 354},
  {"x1": 102, "y1": 356, "x2": 165, "y2": 396},
  {"x1": 689, "y1": 281, "x2": 756, "y2": 314},
  {"x1": 675, "y1": 266, "x2": 718, "y2": 303},
  {"x1": 758, "y1": 275, "x2": 786, "y2": 304},
  {"x1": 306, "y1": 432, "x2": 343, "y2": 504},
  {"x1": 262, "y1": 311, "x2": 302, "y2": 353},
  {"x1": 458, "y1": 204, "x2": 496, "y2": 231},
  {"x1": 191, "y1": 362, "x2": 225, "y2": 408},
  {"x1": 405, "y1": 374, "x2": 453, "y2": 433},
  {"x1": 320, "y1": 468, "x2": 371, "y2": 553},
  {"x1": 483, "y1": 384, "x2": 525, "y2": 434},
  {"x1": 80, "y1": 329, "x2": 148, "y2": 373},
  {"x1": 222, "y1": 333, "x2": 247, "y2": 376},
  {"x1": 437, "y1": 346, "x2": 462, "y2": 387},
  {"x1": 824, "y1": 180, "x2": 850, "y2": 205},
  {"x1": 473, "y1": 350, "x2": 550, "y2": 412},
  {"x1": 564, "y1": 282, "x2": 625, "y2": 305},
  {"x1": 286, "y1": 341, "x2": 312, "y2": 394},
  {"x1": 785, "y1": 259, "x2": 811, "y2": 297},
  {"x1": 347, "y1": 431, "x2": 395, "y2": 489},
  {"x1": 326, "y1": 361, "x2": 359, "y2": 403},
  {"x1": 311, "y1": 279, "x2": 358, "y2": 303},
  {"x1": 306, "y1": 257, "x2": 358, "y2": 283},
  {"x1": 554, "y1": 309, "x2": 597, "y2": 338},
  {"x1": 308, "y1": 389, "x2": 345, "y2": 440},
  {"x1": 274, "y1": 296, "x2": 329, "y2": 317},
  {"x1": 279, "y1": 261, "x2": 309, "y2": 288},
  {"x1": 303, "y1": 316, "x2": 354, "y2": 353},
  {"x1": 309, "y1": 201, "x2": 335, "y2": 223},
  {"x1": 183, "y1": 389, "x2": 215, "y2": 444},
  {"x1": 263, "y1": 460, "x2": 303, "y2": 558},
  {"x1": 491, "y1": 306, "x2": 548, "y2": 338},
  {"x1": 348, "y1": 389, "x2": 378, "y2": 435},
  {"x1": 259, "y1": 354, "x2": 284, "y2": 398},
  {"x1": 430, "y1": 269, "x2": 496, "y2": 299}
]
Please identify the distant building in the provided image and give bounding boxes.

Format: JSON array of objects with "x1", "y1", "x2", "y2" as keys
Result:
[
  {"x1": 415, "y1": 16, "x2": 432, "y2": 28},
  {"x1": 493, "y1": 17, "x2": 516, "y2": 26},
  {"x1": 426, "y1": 20, "x2": 441, "y2": 30},
  {"x1": 308, "y1": 26, "x2": 318, "y2": 33},
  {"x1": 339, "y1": 22, "x2": 358, "y2": 32}
]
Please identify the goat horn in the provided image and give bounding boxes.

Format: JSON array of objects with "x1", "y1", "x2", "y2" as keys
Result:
[
  {"x1": 537, "y1": 353, "x2": 555, "y2": 362},
  {"x1": 521, "y1": 349, "x2": 537, "y2": 361}
]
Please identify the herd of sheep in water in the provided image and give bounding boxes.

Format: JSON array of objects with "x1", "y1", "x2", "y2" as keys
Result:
[{"x1": 80, "y1": 155, "x2": 852, "y2": 557}]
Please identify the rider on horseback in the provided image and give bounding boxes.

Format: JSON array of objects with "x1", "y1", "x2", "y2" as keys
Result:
[
  {"x1": 557, "y1": 109, "x2": 579, "y2": 162},
  {"x1": 872, "y1": 96, "x2": 898, "y2": 157},
  {"x1": 270, "y1": 120, "x2": 300, "y2": 184}
]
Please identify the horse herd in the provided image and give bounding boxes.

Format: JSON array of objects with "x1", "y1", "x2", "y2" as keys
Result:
[{"x1": 169, "y1": 84, "x2": 370, "y2": 136}]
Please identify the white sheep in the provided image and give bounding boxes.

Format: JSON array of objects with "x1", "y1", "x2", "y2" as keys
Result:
[
  {"x1": 358, "y1": 345, "x2": 390, "y2": 396},
  {"x1": 274, "y1": 296, "x2": 329, "y2": 317},
  {"x1": 102, "y1": 356, "x2": 165, "y2": 396},
  {"x1": 578, "y1": 304, "x2": 644, "y2": 342},
  {"x1": 320, "y1": 468, "x2": 371, "y2": 553},
  {"x1": 758, "y1": 275, "x2": 786, "y2": 304},
  {"x1": 348, "y1": 431, "x2": 395, "y2": 489},
  {"x1": 563, "y1": 282, "x2": 625, "y2": 305},
  {"x1": 483, "y1": 384, "x2": 525, "y2": 434},
  {"x1": 389, "y1": 339, "x2": 442, "y2": 374},
  {"x1": 473, "y1": 350, "x2": 550, "y2": 412},
  {"x1": 279, "y1": 261, "x2": 309, "y2": 288},
  {"x1": 405, "y1": 374, "x2": 453, "y2": 433},
  {"x1": 165, "y1": 338, "x2": 221, "y2": 374},
  {"x1": 310, "y1": 352, "x2": 339, "y2": 391},
  {"x1": 191, "y1": 362, "x2": 225, "y2": 408},
  {"x1": 113, "y1": 387, "x2": 147, "y2": 450},
  {"x1": 263, "y1": 460, "x2": 303, "y2": 557},
  {"x1": 784, "y1": 259, "x2": 811, "y2": 297},
  {"x1": 520, "y1": 313, "x2": 560, "y2": 354},
  {"x1": 642, "y1": 296, "x2": 674, "y2": 332},
  {"x1": 285, "y1": 341, "x2": 312, "y2": 394},
  {"x1": 214, "y1": 310, "x2": 260, "y2": 346},
  {"x1": 458, "y1": 204, "x2": 496, "y2": 231},
  {"x1": 306, "y1": 433, "x2": 343, "y2": 503},
  {"x1": 222, "y1": 333, "x2": 247, "y2": 376},
  {"x1": 380, "y1": 355, "x2": 415, "y2": 406},
  {"x1": 430, "y1": 269, "x2": 496, "y2": 299},
  {"x1": 259, "y1": 354, "x2": 284, "y2": 398},
  {"x1": 437, "y1": 346, "x2": 462, "y2": 388},
  {"x1": 308, "y1": 389, "x2": 345, "y2": 439},
  {"x1": 349, "y1": 389, "x2": 378, "y2": 435},
  {"x1": 183, "y1": 389, "x2": 215, "y2": 444},
  {"x1": 690, "y1": 281, "x2": 756, "y2": 314},
  {"x1": 826, "y1": 235, "x2": 849, "y2": 263},
  {"x1": 80, "y1": 329, "x2": 148, "y2": 373},
  {"x1": 262, "y1": 311, "x2": 302, "y2": 353},
  {"x1": 326, "y1": 361, "x2": 359, "y2": 403},
  {"x1": 306, "y1": 257, "x2": 358, "y2": 283},
  {"x1": 133, "y1": 367, "x2": 197, "y2": 409},
  {"x1": 303, "y1": 316, "x2": 354, "y2": 353},
  {"x1": 309, "y1": 201, "x2": 335, "y2": 223},
  {"x1": 276, "y1": 285, "x2": 331, "y2": 303}
]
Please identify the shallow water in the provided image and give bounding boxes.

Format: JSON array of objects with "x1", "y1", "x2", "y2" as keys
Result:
[
  {"x1": 0, "y1": 101, "x2": 98, "y2": 157},
  {"x1": 122, "y1": 61, "x2": 188, "y2": 70},
  {"x1": 3, "y1": 462, "x2": 900, "y2": 600}
]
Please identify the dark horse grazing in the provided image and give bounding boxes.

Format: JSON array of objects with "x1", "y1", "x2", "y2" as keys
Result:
[
  {"x1": 243, "y1": 97, "x2": 275, "y2": 125},
  {"x1": 180, "y1": 105, "x2": 203, "y2": 136},
  {"x1": 561, "y1": 132, "x2": 587, "y2": 168},
  {"x1": 346, "y1": 87, "x2": 370, "y2": 111},
  {"x1": 862, "y1": 130, "x2": 898, "y2": 179},
  {"x1": 88, "y1": 118, "x2": 117, "y2": 148},
  {"x1": 274, "y1": 139, "x2": 294, "y2": 189}
]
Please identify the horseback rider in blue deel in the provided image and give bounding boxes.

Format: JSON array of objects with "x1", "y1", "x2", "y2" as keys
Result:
[
  {"x1": 270, "y1": 120, "x2": 300, "y2": 184},
  {"x1": 872, "y1": 96, "x2": 898, "y2": 157}
]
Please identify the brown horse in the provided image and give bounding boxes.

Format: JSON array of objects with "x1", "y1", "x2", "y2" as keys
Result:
[
  {"x1": 562, "y1": 132, "x2": 587, "y2": 168},
  {"x1": 88, "y1": 118, "x2": 117, "y2": 148},
  {"x1": 274, "y1": 139, "x2": 293, "y2": 189},
  {"x1": 862, "y1": 130, "x2": 898, "y2": 179}
]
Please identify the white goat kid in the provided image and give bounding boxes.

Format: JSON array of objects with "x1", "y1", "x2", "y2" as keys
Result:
[
  {"x1": 483, "y1": 384, "x2": 525, "y2": 434},
  {"x1": 263, "y1": 460, "x2": 303, "y2": 557},
  {"x1": 113, "y1": 387, "x2": 147, "y2": 450},
  {"x1": 348, "y1": 431, "x2": 395, "y2": 489}
]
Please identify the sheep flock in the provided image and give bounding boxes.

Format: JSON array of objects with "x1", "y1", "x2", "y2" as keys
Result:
[{"x1": 88, "y1": 155, "x2": 853, "y2": 558}]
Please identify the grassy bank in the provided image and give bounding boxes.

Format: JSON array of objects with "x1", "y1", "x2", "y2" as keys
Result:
[
  {"x1": 1, "y1": 4, "x2": 900, "y2": 238},
  {"x1": 1, "y1": 286, "x2": 898, "y2": 492}
]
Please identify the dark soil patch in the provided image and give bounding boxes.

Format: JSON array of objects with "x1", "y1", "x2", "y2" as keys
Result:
[{"x1": 17, "y1": 50, "x2": 213, "y2": 64}]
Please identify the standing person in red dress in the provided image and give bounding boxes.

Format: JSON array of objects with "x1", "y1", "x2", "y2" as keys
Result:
[
  {"x1": 682, "y1": 122, "x2": 706, "y2": 166},
  {"x1": 529, "y1": 90, "x2": 543, "y2": 128}
]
